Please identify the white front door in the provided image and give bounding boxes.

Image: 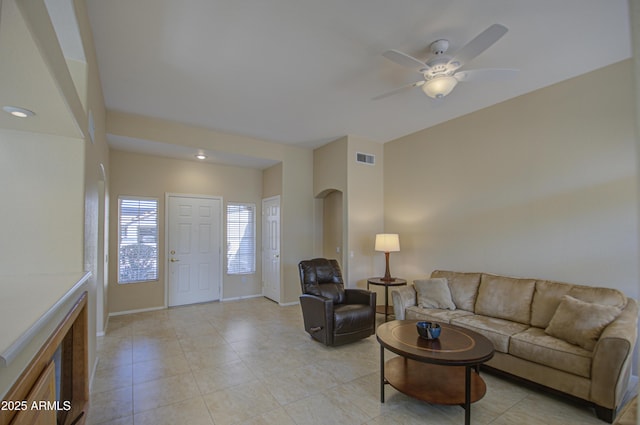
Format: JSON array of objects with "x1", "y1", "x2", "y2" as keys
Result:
[
  {"x1": 262, "y1": 196, "x2": 280, "y2": 302},
  {"x1": 167, "y1": 195, "x2": 222, "y2": 307}
]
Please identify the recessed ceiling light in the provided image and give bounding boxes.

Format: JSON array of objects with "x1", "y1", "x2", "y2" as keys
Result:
[
  {"x1": 195, "y1": 153, "x2": 207, "y2": 160},
  {"x1": 3, "y1": 106, "x2": 35, "y2": 118}
]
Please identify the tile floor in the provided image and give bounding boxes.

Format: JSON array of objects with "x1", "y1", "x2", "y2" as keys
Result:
[{"x1": 88, "y1": 297, "x2": 626, "y2": 425}]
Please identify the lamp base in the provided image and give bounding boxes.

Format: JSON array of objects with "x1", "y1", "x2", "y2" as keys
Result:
[{"x1": 381, "y1": 252, "x2": 395, "y2": 282}]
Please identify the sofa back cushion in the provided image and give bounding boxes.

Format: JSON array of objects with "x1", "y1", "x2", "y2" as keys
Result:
[
  {"x1": 431, "y1": 270, "x2": 481, "y2": 312},
  {"x1": 567, "y1": 285, "x2": 627, "y2": 308},
  {"x1": 531, "y1": 280, "x2": 627, "y2": 328},
  {"x1": 475, "y1": 274, "x2": 536, "y2": 324},
  {"x1": 531, "y1": 280, "x2": 573, "y2": 328}
]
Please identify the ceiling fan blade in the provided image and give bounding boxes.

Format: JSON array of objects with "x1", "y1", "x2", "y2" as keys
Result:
[
  {"x1": 454, "y1": 68, "x2": 519, "y2": 82},
  {"x1": 372, "y1": 80, "x2": 425, "y2": 100},
  {"x1": 447, "y1": 24, "x2": 508, "y2": 70},
  {"x1": 382, "y1": 50, "x2": 428, "y2": 71}
]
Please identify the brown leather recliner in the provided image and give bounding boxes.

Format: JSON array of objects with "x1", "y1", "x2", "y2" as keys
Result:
[{"x1": 298, "y1": 258, "x2": 377, "y2": 346}]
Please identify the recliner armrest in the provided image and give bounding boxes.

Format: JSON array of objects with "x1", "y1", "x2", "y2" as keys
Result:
[
  {"x1": 300, "y1": 293, "x2": 332, "y2": 312},
  {"x1": 345, "y1": 288, "x2": 376, "y2": 306},
  {"x1": 299, "y1": 294, "x2": 334, "y2": 343}
]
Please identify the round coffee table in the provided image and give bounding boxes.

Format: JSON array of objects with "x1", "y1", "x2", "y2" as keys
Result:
[{"x1": 377, "y1": 320, "x2": 495, "y2": 425}]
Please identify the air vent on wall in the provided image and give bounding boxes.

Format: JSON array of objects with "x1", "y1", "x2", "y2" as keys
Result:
[{"x1": 356, "y1": 152, "x2": 375, "y2": 165}]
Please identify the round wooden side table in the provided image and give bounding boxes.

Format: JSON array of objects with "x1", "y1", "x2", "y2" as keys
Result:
[{"x1": 367, "y1": 277, "x2": 407, "y2": 322}]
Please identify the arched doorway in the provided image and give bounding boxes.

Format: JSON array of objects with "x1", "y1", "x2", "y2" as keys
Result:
[{"x1": 317, "y1": 189, "x2": 344, "y2": 267}]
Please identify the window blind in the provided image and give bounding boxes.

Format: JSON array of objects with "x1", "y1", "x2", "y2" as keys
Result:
[
  {"x1": 226, "y1": 203, "x2": 256, "y2": 274},
  {"x1": 118, "y1": 197, "x2": 158, "y2": 283}
]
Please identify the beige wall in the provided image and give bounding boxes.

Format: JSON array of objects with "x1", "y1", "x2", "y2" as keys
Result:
[
  {"x1": 107, "y1": 111, "x2": 283, "y2": 162},
  {"x1": 313, "y1": 135, "x2": 384, "y2": 288},
  {"x1": 262, "y1": 162, "x2": 282, "y2": 199},
  {"x1": 0, "y1": 130, "x2": 84, "y2": 273},
  {"x1": 314, "y1": 136, "x2": 347, "y2": 196},
  {"x1": 108, "y1": 150, "x2": 264, "y2": 313},
  {"x1": 280, "y1": 148, "x2": 315, "y2": 303},
  {"x1": 346, "y1": 136, "x2": 384, "y2": 289},
  {"x1": 384, "y1": 60, "x2": 638, "y2": 298}
]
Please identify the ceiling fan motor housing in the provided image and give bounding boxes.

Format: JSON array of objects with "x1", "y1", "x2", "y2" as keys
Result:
[
  {"x1": 430, "y1": 39, "x2": 449, "y2": 55},
  {"x1": 424, "y1": 39, "x2": 456, "y2": 78}
]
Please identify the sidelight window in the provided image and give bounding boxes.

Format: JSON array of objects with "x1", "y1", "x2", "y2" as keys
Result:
[
  {"x1": 226, "y1": 203, "x2": 256, "y2": 275},
  {"x1": 118, "y1": 197, "x2": 159, "y2": 283}
]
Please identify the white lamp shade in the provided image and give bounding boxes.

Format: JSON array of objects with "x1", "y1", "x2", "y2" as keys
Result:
[
  {"x1": 375, "y1": 234, "x2": 400, "y2": 252},
  {"x1": 422, "y1": 75, "x2": 458, "y2": 99}
]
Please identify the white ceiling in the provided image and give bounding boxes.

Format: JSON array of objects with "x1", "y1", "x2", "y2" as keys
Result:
[{"x1": 86, "y1": 0, "x2": 631, "y2": 152}]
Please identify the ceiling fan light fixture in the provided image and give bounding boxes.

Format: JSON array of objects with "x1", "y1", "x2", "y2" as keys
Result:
[{"x1": 422, "y1": 75, "x2": 458, "y2": 99}]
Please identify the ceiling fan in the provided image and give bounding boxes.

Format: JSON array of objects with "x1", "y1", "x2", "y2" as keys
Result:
[{"x1": 375, "y1": 24, "x2": 518, "y2": 100}]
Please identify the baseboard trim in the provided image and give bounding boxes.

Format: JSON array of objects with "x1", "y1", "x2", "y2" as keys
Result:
[
  {"x1": 108, "y1": 305, "x2": 166, "y2": 317},
  {"x1": 221, "y1": 294, "x2": 263, "y2": 302}
]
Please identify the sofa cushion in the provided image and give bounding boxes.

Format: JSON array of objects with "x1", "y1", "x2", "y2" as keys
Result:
[
  {"x1": 510, "y1": 327, "x2": 592, "y2": 378},
  {"x1": 545, "y1": 295, "x2": 621, "y2": 351},
  {"x1": 475, "y1": 274, "x2": 536, "y2": 325},
  {"x1": 451, "y1": 314, "x2": 528, "y2": 353},
  {"x1": 405, "y1": 306, "x2": 473, "y2": 323},
  {"x1": 414, "y1": 278, "x2": 456, "y2": 310},
  {"x1": 531, "y1": 280, "x2": 573, "y2": 328},
  {"x1": 431, "y1": 270, "x2": 481, "y2": 312}
]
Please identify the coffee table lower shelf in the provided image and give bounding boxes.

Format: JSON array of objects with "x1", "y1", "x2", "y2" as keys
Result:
[{"x1": 384, "y1": 357, "x2": 487, "y2": 405}]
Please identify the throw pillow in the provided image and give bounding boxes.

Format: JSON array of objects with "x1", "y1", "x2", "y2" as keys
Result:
[
  {"x1": 414, "y1": 278, "x2": 456, "y2": 310},
  {"x1": 545, "y1": 295, "x2": 621, "y2": 351}
]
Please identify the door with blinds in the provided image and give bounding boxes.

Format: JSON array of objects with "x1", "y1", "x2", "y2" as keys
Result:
[{"x1": 167, "y1": 195, "x2": 222, "y2": 306}]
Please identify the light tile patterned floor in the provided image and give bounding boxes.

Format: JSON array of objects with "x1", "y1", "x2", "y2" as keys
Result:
[{"x1": 88, "y1": 297, "x2": 622, "y2": 425}]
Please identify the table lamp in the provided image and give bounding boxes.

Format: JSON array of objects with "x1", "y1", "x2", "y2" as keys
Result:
[{"x1": 375, "y1": 233, "x2": 400, "y2": 282}]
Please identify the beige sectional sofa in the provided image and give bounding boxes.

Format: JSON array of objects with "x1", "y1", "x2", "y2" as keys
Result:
[{"x1": 391, "y1": 270, "x2": 638, "y2": 423}]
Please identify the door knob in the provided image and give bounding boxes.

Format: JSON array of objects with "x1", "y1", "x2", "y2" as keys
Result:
[{"x1": 170, "y1": 258, "x2": 180, "y2": 262}]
